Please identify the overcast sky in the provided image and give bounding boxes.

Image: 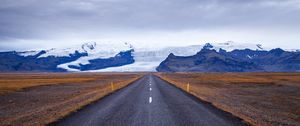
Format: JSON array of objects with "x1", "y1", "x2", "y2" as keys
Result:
[{"x1": 0, "y1": 0, "x2": 300, "y2": 51}]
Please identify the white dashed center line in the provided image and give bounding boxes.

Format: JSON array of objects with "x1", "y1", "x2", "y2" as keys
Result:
[
  {"x1": 149, "y1": 78, "x2": 153, "y2": 104},
  {"x1": 149, "y1": 97, "x2": 152, "y2": 103}
]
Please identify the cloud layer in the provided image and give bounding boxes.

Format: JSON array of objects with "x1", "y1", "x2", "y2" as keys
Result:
[{"x1": 0, "y1": 0, "x2": 300, "y2": 50}]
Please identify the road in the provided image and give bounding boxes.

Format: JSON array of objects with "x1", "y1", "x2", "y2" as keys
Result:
[{"x1": 51, "y1": 74, "x2": 248, "y2": 126}]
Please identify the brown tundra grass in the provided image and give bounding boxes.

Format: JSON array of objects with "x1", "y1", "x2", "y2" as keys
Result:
[
  {"x1": 156, "y1": 72, "x2": 300, "y2": 126},
  {"x1": 0, "y1": 73, "x2": 143, "y2": 126}
]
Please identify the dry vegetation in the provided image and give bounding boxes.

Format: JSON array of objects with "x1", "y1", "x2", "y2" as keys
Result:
[
  {"x1": 156, "y1": 72, "x2": 300, "y2": 126},
  {"x1": 0, "y1": 73, "x2": 143, "y2": 126}
]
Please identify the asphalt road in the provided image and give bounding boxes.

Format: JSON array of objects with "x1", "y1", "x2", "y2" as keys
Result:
[{"x1": 51, "y1": 74, "x2": 248, "y2": 126}]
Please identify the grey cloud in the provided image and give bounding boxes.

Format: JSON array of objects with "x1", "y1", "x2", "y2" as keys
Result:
[{"x1": 0, "y1": 0, "x2": 300, "y2": 42}]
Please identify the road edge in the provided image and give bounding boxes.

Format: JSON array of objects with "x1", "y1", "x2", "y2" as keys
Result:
[
  {"x1": 154, "y1": 74, "x2": 251, "y2": 126},
  {"x1": 47, "y1": 75, "x2": 145, "y2": 126}
]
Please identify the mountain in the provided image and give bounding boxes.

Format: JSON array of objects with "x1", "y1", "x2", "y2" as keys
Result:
[
  {"x1": 0, "y1": 41, "x2": 299, "y2": 72},
  {"x1": 91, "y1": 45, "x2": 202, "y2": 72},
  {"x1": 67, "y1": 50, "x2": 134, "y2": 71},
  {"x1": 0, "y1": 42, "x2": 134, "y2": 72},
  {"x1": 90, "y1": 41, "x2": 267, "y2": 72},
  {"x1": 157, "y1": 43, "x2": 300, "y2": 72}
]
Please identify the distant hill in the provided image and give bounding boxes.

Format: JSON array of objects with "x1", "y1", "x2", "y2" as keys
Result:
[
  {"x1": 0, "y1": 42, "x2": 134, "y2": 72},
  {"x1": 157, "y1": 43, "x2": 300, "y2": 72},
  {"x1": 0, "y1": 41, "x2": 299, "y2": 72}
]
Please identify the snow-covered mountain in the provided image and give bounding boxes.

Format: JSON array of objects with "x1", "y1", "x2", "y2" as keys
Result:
[
  {"x1": 91, "y1": 41, "x2": 268, "y2": 72},
  {"x1": 92, "y1": 45, "x2": 201, "y2": 72},
  {"x1": 157, "y1": 46, "x2": 300, "y2": 72},
  {"x1": 18, "y1": 42, "x2": 132, "y2": 58},
  {"x1": 2, "y1": 41, "x2": 297, "y2": 72},
  {"x1": 55, "y1": 42, "x2": 133, "y2": 71},
  {"x1": 201, "y1": 41, "x2": 267, "y2": 52}
]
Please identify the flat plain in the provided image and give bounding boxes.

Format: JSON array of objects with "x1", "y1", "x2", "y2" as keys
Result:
[
  {"x1": 1, "y1": 72, "x2": 299, "y2": 126},
  {"x1": 156, "y1": 73, "x2": 300, "y2": 126},
  {"x1": 0, "y1": 73, "x2": 142, "y2": 126}
]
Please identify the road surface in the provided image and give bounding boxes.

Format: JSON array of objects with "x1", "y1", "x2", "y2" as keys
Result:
[{"x1": 51, "y1": 74, "x2": 248, "y2": 126}]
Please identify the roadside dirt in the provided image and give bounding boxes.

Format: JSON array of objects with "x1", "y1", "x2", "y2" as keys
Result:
[
  {"x1": 156, "y1": 73, "x2": 300, "y2": 126},
  {"x1": 0, "y1": 73, "x2": 142, "y2": 126}
]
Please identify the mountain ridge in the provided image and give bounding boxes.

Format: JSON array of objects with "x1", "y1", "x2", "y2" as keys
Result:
[
  {"x1": 157, "y1": 45, "x2": 300, "y2": 72},
  {"x1": 0, "y1": 41, "x2": 299, "y2": 72}
]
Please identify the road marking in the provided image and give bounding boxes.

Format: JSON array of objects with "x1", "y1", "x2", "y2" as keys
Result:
[
  {"x1": 149, "y1": 97, "x2": 152, "y2": 103},
  {"x1": 150, "y1": 88, "x2": 152, "y2": 91}
]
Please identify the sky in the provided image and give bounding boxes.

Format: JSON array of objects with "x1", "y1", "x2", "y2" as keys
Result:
[{"x1": 0, "y1": 0, "x2": 300, "y2": 51}]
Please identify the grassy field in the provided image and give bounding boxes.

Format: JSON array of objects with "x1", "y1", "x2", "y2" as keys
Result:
[
  {"x1": 156, "y1": 73, "x2": 300, "y2": 126},
  {"x1": 0, "y1": 73, "x2": 142, "y2": 126}
]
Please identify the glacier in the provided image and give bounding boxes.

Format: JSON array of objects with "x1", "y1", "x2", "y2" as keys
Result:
[
  {"x1": 85, "y1": 41, "x2": 268, "y2": 72},
  {"x1": 16, "y1": 41, "x2": 270, "y2": 72}
]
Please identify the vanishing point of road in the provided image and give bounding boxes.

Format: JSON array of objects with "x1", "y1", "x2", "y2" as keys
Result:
[{"x1": 51, "y1": 74, "x2": 248, "y2": 126}]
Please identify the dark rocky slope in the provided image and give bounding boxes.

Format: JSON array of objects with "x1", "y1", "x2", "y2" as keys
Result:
[
  {"x1": 0, "y1": 50, "x2": 134, "y2": 72},
  {"x1": 157, "y1": 46, "x2": 300, "y2": 72}
]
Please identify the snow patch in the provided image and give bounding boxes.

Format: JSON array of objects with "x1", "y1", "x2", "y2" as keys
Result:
[
  {"x1": 207, "y1": 41, "x2": 268, "y2": 52},
  {"x1": 38, "y1": 42, "x2": 132, "y2": 58},
  {"x1": 57, "y1": 42, "x2": 133, "y2": 71},
  {"x1": 18, "y1": 51, "x2": 40, "y2": 57},
  {"x1": 285, "y1": 49, "x2": 300, "y2": 52}
]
